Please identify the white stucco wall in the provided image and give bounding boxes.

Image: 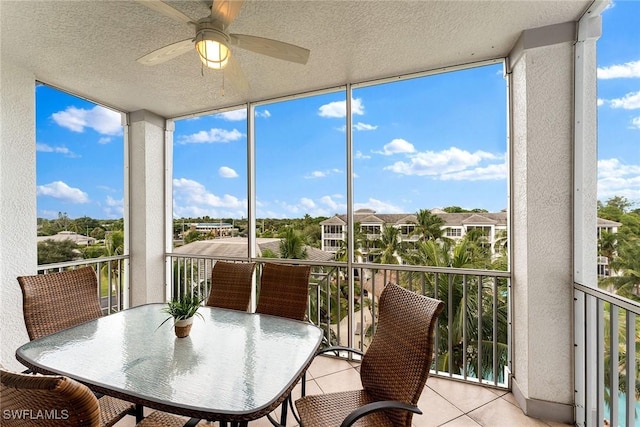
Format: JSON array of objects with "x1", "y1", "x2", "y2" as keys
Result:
[
  {"x1": 511, "y1": 41, "x2": 575, "y2": 416},
  {"x1": 0, "y1": 62, "x2": 37, "y2": 371},
  {"x1": 128, "y1": 110, "x2": 168, "y2": 306}
]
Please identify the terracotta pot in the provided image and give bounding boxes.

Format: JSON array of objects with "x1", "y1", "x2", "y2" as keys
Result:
[{"x1": 174, "y1": 317, "x2": 194, "y2": 338}]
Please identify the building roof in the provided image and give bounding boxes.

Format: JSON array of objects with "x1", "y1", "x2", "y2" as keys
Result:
[
  {"x1": 173, "y1": 237, "x2": 334, "y2": 262},
  {"x1": 597, "y1": 218, "x2": 622, "y2": 227},
  {"x1": 36, "y1": 231, "x2": 96, "y2": 246},
  {"x1": 321, "y1": 210, "x2": 509, "y2": 227}
]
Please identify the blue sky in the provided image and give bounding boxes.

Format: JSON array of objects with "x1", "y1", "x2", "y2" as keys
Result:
[{"x1": 36, "y1": 1, "x2": 639, "y2": 220}]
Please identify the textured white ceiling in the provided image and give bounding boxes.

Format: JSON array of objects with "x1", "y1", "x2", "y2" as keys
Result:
[{"x1": 1, "y1": 0, "x2": 591, "y2": 118}]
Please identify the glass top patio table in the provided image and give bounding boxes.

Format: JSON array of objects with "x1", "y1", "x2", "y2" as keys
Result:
[{"x1": 16, "y1": 304, "x2": 323, "y2": 423}]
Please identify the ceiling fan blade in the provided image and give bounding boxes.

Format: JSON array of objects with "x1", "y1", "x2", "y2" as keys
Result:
[
  {"x1": 229, "y1": 34, "x2": 310, "y2": 65},
  {"x1": 224, "y1": 56, "x2": 250, "y2": 94},
  {"x1": 135, "y1": 0, "x2": 194, "y2": 24},
  {"x1": 211, "y1": 0, "x2": 244, "y2": 30},
  {"x1": 137, "y1": 39, "x2": 194, "y2": 66}
]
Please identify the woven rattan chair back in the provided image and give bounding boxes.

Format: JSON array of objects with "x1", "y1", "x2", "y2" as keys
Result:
[
  {"x1": 255, "y1": 263, "x2": 311, "y2": 321},
  {"x1": 1, "y1": 367, "x2": 101, "y2": 426},
  {"x1": 359, "y1": 283, "x2": 445, "y2": 426},
  {"x1": 18, "y1": 267, "x2": 103, "y2": 341},
  {"x1": 206, "y1": 261, "x2": 256, "y2": 311}
]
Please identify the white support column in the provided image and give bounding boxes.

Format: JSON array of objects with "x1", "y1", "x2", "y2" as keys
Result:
[
  {"x1": 0, "y1": 63, "x2": 37, "y2": 371},
  {"x1": 128, "y1": 110, "x2": 168, "y2": 306},
  {"x1": 508, "y1": 21, "x2": 577, "y2": 423},
  {"x1": 573, "y1": 4, "x2": 605, "y2": 426}
]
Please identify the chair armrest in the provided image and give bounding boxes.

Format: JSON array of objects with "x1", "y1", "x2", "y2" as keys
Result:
[
  {"x1": 316, "y1": 346, "x2": 364, "y2": 358},
  {"x1": 340, "y1": 401, "x2": 422, "y2": 427}
]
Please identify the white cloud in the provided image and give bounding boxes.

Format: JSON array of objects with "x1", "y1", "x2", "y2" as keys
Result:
[
  {"x1": 300, "y1": 197, "x2": 316, "y2": 209},
  {"x1": 219, "y1": 110, "x2": 247, "y2": 121},
  {"x1": 217, "y1": 109, "x2": 271, "y2": 121},
  {"x1": 51, "y1": 105, "x2": 122, "y2": 135},
  {"x1": 320, "y1": 195, "x2": 340, "y2": 211},
  {"x1": 305, "y1": 168, "x2": 342, "y2": 179},
  {"x1": 307, "y1": 171, "x2": 326, "y2": 178},
  {"x1": 98, "y1": 137, "x2": 111, "y2": 144},
  {"x1": 384, "y1": 146, "x2": 500, "y2": 177},
  {"x1": 37, "y1": 181, "x2": 89, "y2": 203},
  {"x1": 36, "y1": 143, "x2": 79, "y2": 158},
  {"x1": 218, "y1": 166, "x2": 239, "y2": 178},
  {"x1": 172, "y1": 178, "x2": 246, "y2": 218},
  {"x1": 597, "y1": 60, "x2": 640, "y2": 79},
  {"x1": 598, "y1": 158, "x2": 640, "y2": 201},
  {"x1": 631, "y1": 117, "x2": 640, "y2": 129},
  {"x1": 355, "y1": 150, "x2": 371, "y2": 159},
  {"x1": 104, "y1": 195, "x2": 124, "y2": 218},
  {"x1": 178, "y1": 128, "x2": 243, "y2": 144},
  {"x1": 597, "y1": 99, "x2": 605, "y2": 107},
  {"x1": 353, "y1": 122, "x2": 378, "y2": 131},
  {"x1": 318, "y1": 98, "x2": 364, "y2": 118},
  {"x1": 439, "y1": 163, "x2": 507, "y2": 181},
  {"x1": 609, "y1": 91, "x2": 640, "y2": 110},
  {"x1": 354, "y1": 198, "x2": 404, "y2": 213},
  {"x1": 375, "y1": 138, "x2": 416, "y2": 155}
]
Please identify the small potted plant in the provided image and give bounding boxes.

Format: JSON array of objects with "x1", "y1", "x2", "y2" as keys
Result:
[{"x1": 159, "y1": 292, "x2": 204, "y2": 338}]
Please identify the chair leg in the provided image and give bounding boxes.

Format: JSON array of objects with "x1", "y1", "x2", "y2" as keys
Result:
[
  {"x1": 135, "y1": 404, "x2": 144, "y2": 422},
  {"x1": 279, "y1": 395, "x2": 289, "y2": 425}
]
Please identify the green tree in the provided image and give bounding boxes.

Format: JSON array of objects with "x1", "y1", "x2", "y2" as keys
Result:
[
  {"x1": 412, "y1": 209, "x2": 447, "y2": 242},
  {"x1": 279, "y1": 227, "x2": 308, "y2": 259},
  {"x1": 371, "y1": 225, "x2": 401, "y2": 264},
  {"x1": 184, "y1": 230, "x2": 204, "y2": 244},
  {"x1": 605, "y1": 239, "x2": 640, "y2": 301},
  {"x1": 37, "y1": 239, "x2": 79, "y2": 265},
  {"x1": 90, "y1": 227, "x2": 106, "y2": 240},
  {"x1": 598, "y1": 196, "x2": 633, "y2": 222},
  {"x1": 598, "y1": 231, "x2": 618, "y2": 263}
]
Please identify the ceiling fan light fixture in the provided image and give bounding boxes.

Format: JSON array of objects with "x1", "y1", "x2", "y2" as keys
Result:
[{"x1": 195, "y1": 29, "x2": 230, "y2": 70}]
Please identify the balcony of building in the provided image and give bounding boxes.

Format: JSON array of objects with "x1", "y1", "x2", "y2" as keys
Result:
[{"x1": 1, "y1": 1, "x2": 632, "y2": 427}]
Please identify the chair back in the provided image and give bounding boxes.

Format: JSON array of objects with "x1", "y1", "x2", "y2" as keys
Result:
[
  {"x1": 256, "y1": 263, "x2": 311, "y2": 321},
  {"x1": 206, "y1": 261, "x2": 256, "y2": 311},
  {"x1": 360, "y1": 283, "x2": 444, "y2": 426},
  {"x1": 18, "y1": 267, "x2": 103, "y2": 341},
  {"x1": 1, "y1": 368, "x2": 100, "y2": 426}
]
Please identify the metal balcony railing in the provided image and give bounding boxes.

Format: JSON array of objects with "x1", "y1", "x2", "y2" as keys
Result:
[
  {"x1": 574, "y1": 283, "x2": 639, "y2": 427},
  {"x1": 167, "y1": 254, "x2": 511, "y2": 389},
  {"x1": 37, "y1": 255, "x2": 129, "y2": 314}
]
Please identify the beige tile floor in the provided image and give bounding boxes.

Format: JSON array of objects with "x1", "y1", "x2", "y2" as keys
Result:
[{"x1": 116, "y1": 355, "x2": 574, "y2": 427}]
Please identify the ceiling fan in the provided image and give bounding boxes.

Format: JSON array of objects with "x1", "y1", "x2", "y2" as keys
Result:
[{"x1": 135, "y1": 0, "x2": 310, "y2": 91}]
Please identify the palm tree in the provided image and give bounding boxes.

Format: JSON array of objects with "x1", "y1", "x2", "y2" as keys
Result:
[
  {"x1": 598, "y1": 230, "x2": 618, "y2": 263},
  {"x1": 334, "y1": 223, "x2": 365, "y2": 262},
  {"x1": 412, "y1": 209, "x2": 448, "y2": 243},
  {"x1": 605, "y1": 239, "x2": 640, "y2": 301},
  {"x1": 279, "y1": 227, "x2": 308, "y2": 259},
  {"x1": 371, "y1": 225, "x2": 402, "y2": 264},
  {"x1": 402, "y1": 237, "x2": 509, "y2": 382}
]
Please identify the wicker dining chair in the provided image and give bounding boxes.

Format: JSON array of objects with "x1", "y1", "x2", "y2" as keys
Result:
[
  {"x1": 255, "y1": 262, "x2": 312, "y2": 425},
  {"x1": 0, "y1": 368, "x2": 190, "y2": 427},
  {"x1": 16, "y1": 267, "x2": 136, "y2": 425},
  {"x1": 295, "y1": 283, "x2": 445, "y2": 427},
  {"x1": 255, "y1": 262, "x2": 311, "y2": 321},
  {"x1": 206, "y1": 261, "x2": 256, "y2": 311},
  {"x1": 17, "y1": 267, "x2": 105, "y2": 341}
]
